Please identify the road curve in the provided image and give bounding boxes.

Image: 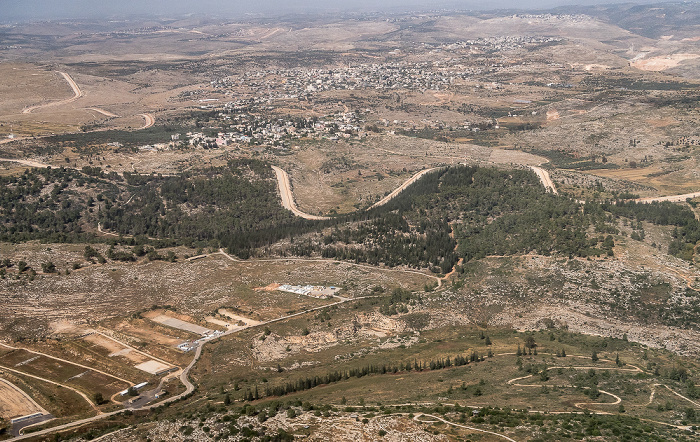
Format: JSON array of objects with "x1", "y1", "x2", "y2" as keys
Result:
[
  {"x1": 272, "y1": 166, "x2": 439, "y2": 220},
  {"x1": 414, "y1": 413, "x2": 517, "y2": 442},
  {"x1": 273, "y1": 164, "x2": 560, "y2": 220},
  {"x1": 22, "y1": 72, "x2": 83, "y2": 114},
  {"x1": 271, "y1": 166, "x2": 331, "y2": 220},
  {"x1": 139, "y1": 113, "x2": 155, "y2": 129}
]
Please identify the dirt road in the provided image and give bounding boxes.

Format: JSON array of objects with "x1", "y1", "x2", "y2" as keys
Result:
[
  {"x1": 369, "y1": 168, "x2": 438, "y2": 209},
  {"x1": 0, "y1": 342, "x2": 134, "y2": 386},
  {"x1": 274, "y1": 163, "x2": 557, "y2": 220},
  {"x1": 272, "y1": 165, "x2": 439, "y2": 219},
  {"x1": 86, "y1": 108, "x2": 119, "y2": 118},
  {"x1": 22, "y1": 71, "x2": 83, "y2": 114},
  {"x1": 0, "y1": 158, "x2": 52, "y2": 168},
  {"x1": 530, "y1": 165, "x2": 558, "y2": 194},
  {"x1": 414, "y1": 413, "x2": 517, "y2": 442},
  {"x1": 12, "y1": 290, "x2": 372, "y2": 440},
  {"x1": 139, "y1": 113, "x2": 155, "y2": 129},
  {"x1": 635, "y1": 192, "x2": 700, "y2": 204},
  {"x1": 0, "y1": 364, "x2": 99, "y2": 415},
  {"x1": 271, "y1": 166, "x2": 331, "y2": 220}
]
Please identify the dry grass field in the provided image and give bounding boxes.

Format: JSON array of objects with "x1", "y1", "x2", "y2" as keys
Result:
[{"x1": 0, "y1": 377, "x2": 46, "y2": 419}]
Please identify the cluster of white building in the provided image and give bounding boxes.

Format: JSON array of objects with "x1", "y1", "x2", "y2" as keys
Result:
[
  {"x1": 176, "y1": 329, "x2": 225, "y2": 352},
  {"x1": 276, "y1": 284, "x2": 342, "y2": 299}
]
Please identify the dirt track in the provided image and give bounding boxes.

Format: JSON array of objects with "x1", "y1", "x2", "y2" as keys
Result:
[
  {"x1": 139, "y1": 113, "x2": 155, "y2": 129},
  {"x1": 635, "y1": 191, "x2": 700, "y2": 204},
  {"x1": 86, "y1": 107, "x2": 119, "y2": 118},
  {"x1": 22, "y1": 71, "x2": 83, "y2": 114},
  {"x1": 0, "y1": 158, "x2": 52, "y2": 168},
  {"x1": 530, "y1": 166, "x2": 558, "y2": 194},
  {"x1": 369, "y1": 168, "x2": 438, "y2": 209},
  {"x1": 272, "y1": 165, "x2": 331, "y2": 220},
  {"x1": 272, "y1": 165, "x2": 439, "y2": 220}
]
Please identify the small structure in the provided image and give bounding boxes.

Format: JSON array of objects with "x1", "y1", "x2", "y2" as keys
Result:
[
  {"x1": 276, "y1": 284, "x2": 342, "y2": 299},
  {"x1": 119, "y1": 382, "x2": 148, "y2": 396},
  {"x1": 177, "y1": 342, "x2": 194, "y2": 352}
]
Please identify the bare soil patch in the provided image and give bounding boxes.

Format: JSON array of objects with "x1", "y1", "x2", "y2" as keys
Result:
[
  {"x1": 218, "y1": 309, "x2": 262, "y2": 326},
  {"x1": 143, "y1": 310, "x2": 213, "y2": 335},
  {"x1": 0, "y1": 377, "x2": 46, "y2": 419},
  {"x1": 82, "y1": 333, "x2": 149, "y2": 364},
  {"x1": 632, "y1": 54, "x2": 700, "y2": 71},
  {"x1": 133, "y1": 360, "x2": 172, "y2": 375}
]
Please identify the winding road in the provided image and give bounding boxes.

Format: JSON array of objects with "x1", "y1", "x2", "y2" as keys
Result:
[
  {"x1": 272, "y1": 165, "x2": 439, "y2": 220},
  {"x1": 10, "y1": 280, "x2": 377, "y2": 440},
  {"x1": 22, "y1": 72, "x2": 83, "y2": 114},
  {"x1": 272, "y1": 164, "x2": 560, "y2": 220},
  {"x1": 139, "y1": 113, "x2": 155, "y2": 129},
  {"x1": 414, "y1": 413, "x2": 517, "y2": 442},
  {"x1": 271, "y1": 166, "x2": 331, "y2": 220}
]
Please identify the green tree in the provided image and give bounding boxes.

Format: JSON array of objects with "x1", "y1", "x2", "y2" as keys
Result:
[
  {"x1": 42, "y1": 261, "x2": 57, "y2": 273},
  {"x1": 93, "y1": 392, "x2": 104, "y2": 405},
  {"x1": 591, "y1": 351, "x2": 599, "y2": 362},
  {"x1": 524, "y1": 335, "x2": 537, "y2": 349}
]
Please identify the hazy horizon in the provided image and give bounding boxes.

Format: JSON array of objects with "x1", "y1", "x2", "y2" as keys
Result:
[{"x1": 0, "y1": 0, "x2": 687, "y2": 23}]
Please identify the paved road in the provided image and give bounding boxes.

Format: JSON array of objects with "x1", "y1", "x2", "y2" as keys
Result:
[{"x1": 11, "y1": 415, "x2": 54, "y2": 437}]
